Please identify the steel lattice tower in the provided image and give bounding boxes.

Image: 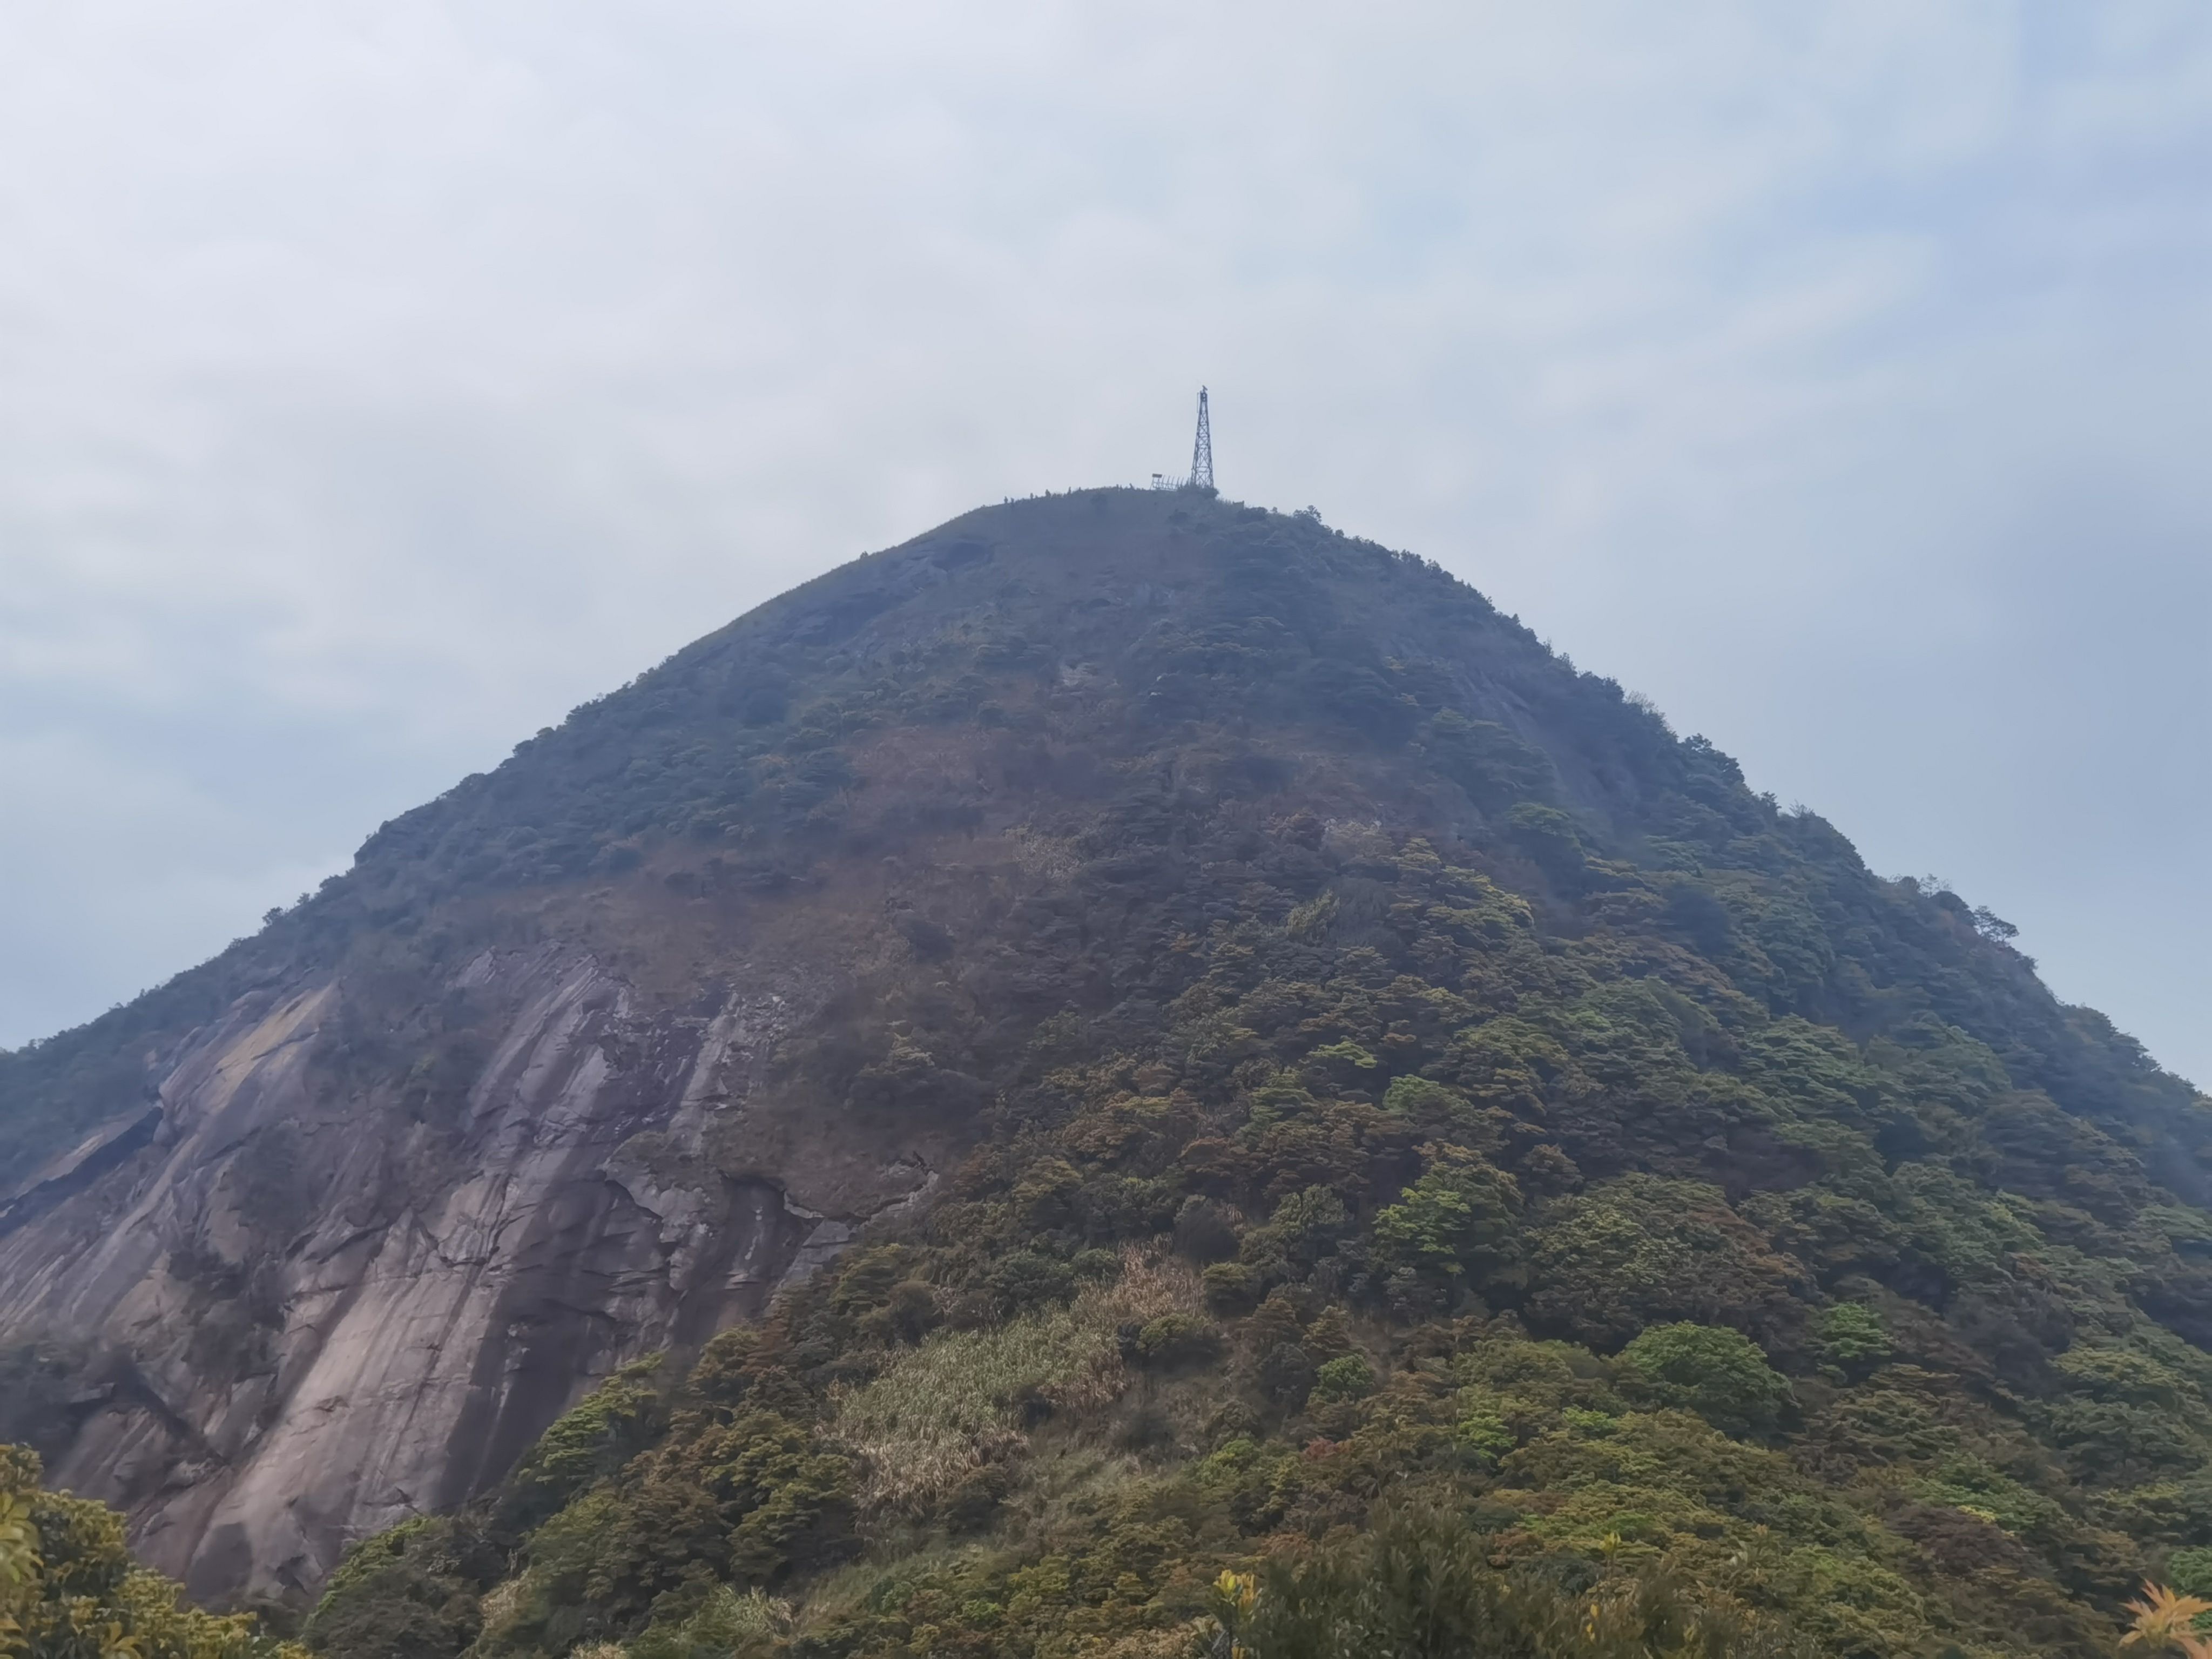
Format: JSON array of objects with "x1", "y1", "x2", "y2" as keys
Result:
[{"x1": 1190, "y1": 386, "x2": 1214, "y2": 492}]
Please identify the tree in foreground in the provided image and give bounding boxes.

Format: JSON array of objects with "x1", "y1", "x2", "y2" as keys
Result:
[{"x1": 1, "y1": 1445, "x2": 304, "y2": 1659}]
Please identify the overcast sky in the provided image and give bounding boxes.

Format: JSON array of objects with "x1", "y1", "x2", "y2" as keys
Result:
[{"x1": 2, "y1": 3, "x2": 2207, "y2": 1085}]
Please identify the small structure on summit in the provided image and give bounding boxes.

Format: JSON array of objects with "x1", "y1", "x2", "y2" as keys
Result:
[
  {"x1": 1150, "y1": 386, "x2": 1217, "y2": 493},
  {"x1": 1189, "y1": 385, "x2": 1214, "y2": 492}
]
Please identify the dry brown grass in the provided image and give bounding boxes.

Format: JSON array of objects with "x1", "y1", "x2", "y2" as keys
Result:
[
  {"x1": 831, "y1": 1250, "x2": 1199, "y2": 1515},
  {"x1": 475, "y1": 1574, "x2": 531, "y2": 1645}
]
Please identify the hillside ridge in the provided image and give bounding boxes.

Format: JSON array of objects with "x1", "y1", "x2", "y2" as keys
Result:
[{"x1": 2, "y1": 487, "x2": 2208, "y2": 1659}]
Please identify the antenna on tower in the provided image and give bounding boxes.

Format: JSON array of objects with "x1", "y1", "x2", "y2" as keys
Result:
[{"x1": 1189, "y1": 386, "x2": 1215, "y2": 493}]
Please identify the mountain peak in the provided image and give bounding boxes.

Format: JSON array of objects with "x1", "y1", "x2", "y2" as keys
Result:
[{"x1": 2, "y1": 493, "x2": 2203, "y2": 1655}]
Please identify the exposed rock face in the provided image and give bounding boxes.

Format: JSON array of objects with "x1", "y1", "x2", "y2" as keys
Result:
[{"x1": 0, "y1": 945, "x2": 936, "y2": 1603}]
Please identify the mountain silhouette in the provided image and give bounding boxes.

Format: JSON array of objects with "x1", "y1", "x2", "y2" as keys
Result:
[{"x1": 2, "y1": 488, "x2": 2204, "y2": 1657}]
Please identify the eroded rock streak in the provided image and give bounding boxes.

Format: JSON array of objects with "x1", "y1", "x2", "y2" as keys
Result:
[{"x1": 0, "y1": 947, "x2": 922, "y2": 1603}]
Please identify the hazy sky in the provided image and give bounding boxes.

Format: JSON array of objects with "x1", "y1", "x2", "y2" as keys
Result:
[{"x1": 3, "y1": 3, "x2": 2208, "y2": 1085}]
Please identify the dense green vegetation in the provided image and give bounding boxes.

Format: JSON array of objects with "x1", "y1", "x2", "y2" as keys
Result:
[
  {"x1": 9, "y1": 488, "x2": 2212, "y2": 1657},
  {"x1": 0, "y1": 1446, "x2": 302, "y2": 1657}
]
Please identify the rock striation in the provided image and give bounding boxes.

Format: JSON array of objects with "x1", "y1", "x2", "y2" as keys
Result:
[{"x1": 0, "y1": 942, "x2": 938, "y2": 1603}]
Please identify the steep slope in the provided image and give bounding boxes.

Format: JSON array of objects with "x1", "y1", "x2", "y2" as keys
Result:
[{"x1": 3, "y1": 489, "x2": 2208, "y2": 1655}]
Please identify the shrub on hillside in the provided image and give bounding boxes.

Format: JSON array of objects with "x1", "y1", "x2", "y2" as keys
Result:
[{"x1": 1615, "y1": 1322, "x2": 1793, "y2": 1438}]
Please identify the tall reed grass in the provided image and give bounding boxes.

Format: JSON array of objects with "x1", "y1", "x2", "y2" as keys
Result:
[{"x1": 832, "y1": 1251, "x2": 1198, "y2": 1514}]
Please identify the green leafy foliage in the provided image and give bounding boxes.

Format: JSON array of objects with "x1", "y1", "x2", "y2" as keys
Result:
[
  {"x1": 1, "y1": 1445, "x2": 304, "y2": 1658},
  {"x1": 1522, "y1": 1178, "x2": 1804, "y2": 1351},
  {"x1": 1815, "y1": 1303, "x2": 1893, "y2": 1379},
  {"x1": 1233, "y1": 1507, "x2": 1809, "y2": 1659},
  {"x1": 1370, "y1": 1144, "x2": 1522, "y2": 1286},
  {"x1": 496, "y1": 1358, "x2": 669, "y2": 1533},
  {"x1": 1614, "y1": 1323, "x2": 1792, "y2": 1437},
  {"x1": 1309, "y1": 1354, "x2": 1374, "y2": 1402}
]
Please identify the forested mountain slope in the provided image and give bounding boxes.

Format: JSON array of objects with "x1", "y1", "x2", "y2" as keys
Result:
[{"x1": 3, "y1": 488, "x2": 2209, "y2": 1658}]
